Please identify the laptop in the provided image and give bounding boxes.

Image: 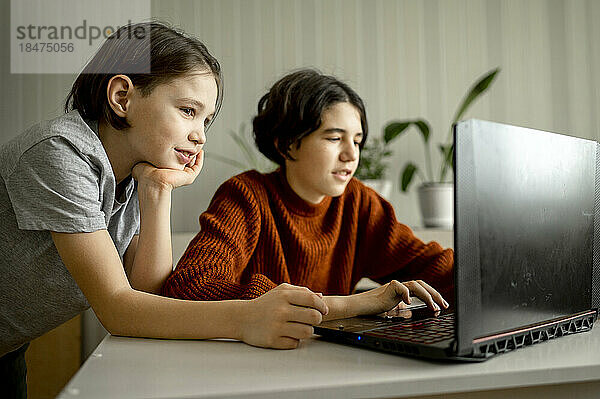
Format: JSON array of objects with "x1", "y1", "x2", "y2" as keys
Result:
[{"x1": 314, "y1": 119, "x2": 600, "y2": 361}]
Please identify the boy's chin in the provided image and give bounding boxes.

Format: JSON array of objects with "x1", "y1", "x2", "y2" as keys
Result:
[{"x1": 328, "y1": 187, "x2": 348, "y2": 198}]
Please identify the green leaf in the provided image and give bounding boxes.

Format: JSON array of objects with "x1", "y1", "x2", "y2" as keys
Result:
[
  {"x1": 401, "y1": 163, "x2": 418, "y2": 192},
  {"x1": 438, "y1": 144, "x2": 454, "y2": 182},
  {"x1": 384, "y1": 121, "x2": 411, "y2": 144},
  {"x1": 438, "y1": 143, "x2": 453, "y2": 167},
  {"x1": 413, "y1": 119, "x2": 431, "y2": 143},
  {"x1": 452, "y1": 67, "x2": 500, "y2": 124}
]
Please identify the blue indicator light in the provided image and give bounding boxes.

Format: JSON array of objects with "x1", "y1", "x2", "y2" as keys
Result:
[{"x1": 357, "y1": 336, "x2": 362, "y2": 341}]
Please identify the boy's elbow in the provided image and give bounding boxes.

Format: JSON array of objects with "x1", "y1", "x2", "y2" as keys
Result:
[
  {"x1": 103, "y1": 323, "x2": 125, "y2": 337},
  {"x1": 92, "y1": 288, "x2": 136, "y2": 336},
  {"x1": 129, "y1": 281, "x2": 162, "y2": 295},
  {"x1": 131, "y1": 264, "x2": 175, "y2": 293},
  {"x1": 95, "y1": 313, "x2": 127, "y2": 337},
  {"x1": 99, "y1": 310, "x2": 141, "y2": 338}
]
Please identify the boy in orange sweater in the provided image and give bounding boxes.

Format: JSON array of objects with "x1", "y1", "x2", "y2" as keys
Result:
[{"x1": 163, "y1": 69, "x2": 453, "y2": 345}]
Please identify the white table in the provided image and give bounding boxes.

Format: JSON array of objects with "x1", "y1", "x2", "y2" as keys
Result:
[{"x1": 60, "y1": 325, "x2": 600, "y2": 399}]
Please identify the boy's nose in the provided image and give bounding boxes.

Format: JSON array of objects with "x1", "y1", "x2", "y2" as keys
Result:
[
  {"x1": 340, "y1": 143, "x2": 358, "y2": 162},
  {"x1": 189, "y1": 127, "x2": 206, "y2": 146}
]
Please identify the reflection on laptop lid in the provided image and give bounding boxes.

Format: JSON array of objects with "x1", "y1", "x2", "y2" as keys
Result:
[{"x1": 314, "y1": 119, "x2": 599, "y2": 361}]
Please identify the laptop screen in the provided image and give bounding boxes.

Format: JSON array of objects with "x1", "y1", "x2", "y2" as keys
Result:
[{"x1": 455, "y1": 120, "x2": 596, "y2": 353}]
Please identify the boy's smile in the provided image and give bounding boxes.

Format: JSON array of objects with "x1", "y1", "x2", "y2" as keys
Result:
[
  {"x1": 285, "y1": 102, "x2": 363, "y2": 204},
  {"x1": 332, "y1": 167, "x2": 353, "y2": 182}
]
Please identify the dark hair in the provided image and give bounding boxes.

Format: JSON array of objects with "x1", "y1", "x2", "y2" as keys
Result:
[
  {"x1": 65, "y1": 21, "x2": 223, "y2": 130},
  {"x1": 253, "y1": 69, "x2": 368, "y2": 166}
]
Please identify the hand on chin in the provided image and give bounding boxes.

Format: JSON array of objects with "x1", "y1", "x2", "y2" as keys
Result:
[{"x1": 133, "y1": 150, "x2": 204, "y2": 190}]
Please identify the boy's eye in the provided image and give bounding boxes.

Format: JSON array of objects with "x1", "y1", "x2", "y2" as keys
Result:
[
  {"x1": 180, "y1": 107, "x2": 195, "y2": 117},
  {"x1": 326, "y1": 137, "x2": 341, "y2": 142},
  {"x1": 204, "y1": 118, "x2": 212, "y2": 127}
]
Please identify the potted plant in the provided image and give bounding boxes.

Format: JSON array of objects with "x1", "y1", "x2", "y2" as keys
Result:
[
  {"x1": 354, "y1": 137, "x2": 393, "y2": 198},
  {"x1": 384, "y1": 67, "x2": 500, "y2": 228}
]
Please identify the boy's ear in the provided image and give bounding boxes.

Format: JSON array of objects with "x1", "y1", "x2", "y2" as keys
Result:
[
  {"x1": 274, "y1": 138, "x2": 291, "y2": 160},
  {"x1": 106, "y1": 75, "x2": 134, "y2": 118},
  {"x1": 277, "y1": 138, "x2": 301, "y2": 161}
]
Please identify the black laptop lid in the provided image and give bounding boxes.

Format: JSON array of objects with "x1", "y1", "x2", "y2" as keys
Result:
[{"x1": 454, "y1": 119, "x2": 599, "y2": 356}]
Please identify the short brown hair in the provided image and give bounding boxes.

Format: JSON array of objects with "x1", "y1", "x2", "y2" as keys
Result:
[
  {"x1": 65, "y1": 21, "x2": 223, "y2": 130},
  {"x1": 253, "y1": 69, "x2": 368, "y2": 166}
]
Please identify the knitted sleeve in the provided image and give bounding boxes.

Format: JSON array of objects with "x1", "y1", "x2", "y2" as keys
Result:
[
  {"x1": 355, "y1": 186, "x2": 455, "y2": 301},
  {"x1": 161, "y1": 175, "x2": 277, "y2": 300}
]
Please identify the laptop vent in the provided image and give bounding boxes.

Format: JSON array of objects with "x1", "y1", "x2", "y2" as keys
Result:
[
  {"x1": 380, "y1": 341, "x2": 420, "y2": 356},
  {"x1": 474, "y1": 314, "x2": 596, "y2": 358}
]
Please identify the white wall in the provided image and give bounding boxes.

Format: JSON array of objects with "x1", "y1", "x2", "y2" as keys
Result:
[{"x1": 2, "y1": 0, "x2": 599, "y2": 231}]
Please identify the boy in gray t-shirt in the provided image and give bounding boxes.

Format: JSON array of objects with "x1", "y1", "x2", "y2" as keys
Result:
[
  {"x1": 0, "y1": 110, "x2": 139, "y2": 356},
  {"x1": 1, "y1": 22, "x2": 331, "y2": 399}
]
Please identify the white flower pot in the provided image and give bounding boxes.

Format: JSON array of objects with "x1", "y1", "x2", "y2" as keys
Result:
[
  {"x1": 361, "y1": 179, "x2": 393, "y2": 199},
  {"x1": 417, "y1": 183, "x2": 454, "y2": 229}
]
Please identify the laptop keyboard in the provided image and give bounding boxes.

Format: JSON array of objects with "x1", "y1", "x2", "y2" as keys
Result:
[{"x1": 364, "y1": 313, "x2": 455, "y2": 344}]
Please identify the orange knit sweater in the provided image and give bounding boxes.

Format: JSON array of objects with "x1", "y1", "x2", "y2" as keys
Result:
[{"x1": 162, "y1": 169, "x2": 454, "y2": 300}]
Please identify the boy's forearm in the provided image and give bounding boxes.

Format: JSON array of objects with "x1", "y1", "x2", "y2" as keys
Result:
[
  {"x1": 321, "y1": 291, "x2": 387, "y2": 322},
  {"x1": 106, "y1": 288, "x2": 247, "y2": 341},
  {"x1": 129, "y1": 184, "x2": 173, "y2": 293},
  {"x1": 322, "y1": 295, "x2": 361, "y2": 321}
]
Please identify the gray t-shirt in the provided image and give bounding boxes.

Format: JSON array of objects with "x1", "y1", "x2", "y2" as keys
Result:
[{"x1": 0, "y1": 110, "x2": 139, "y2": 356}]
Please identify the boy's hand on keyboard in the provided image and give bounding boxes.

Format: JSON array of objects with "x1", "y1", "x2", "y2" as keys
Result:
[
  {"x1": 239, "y1": 283, "x2": 329, "y2": 350},
  {"x1": 349, "y1": 279, "x2": 450, "y2": 317}
]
